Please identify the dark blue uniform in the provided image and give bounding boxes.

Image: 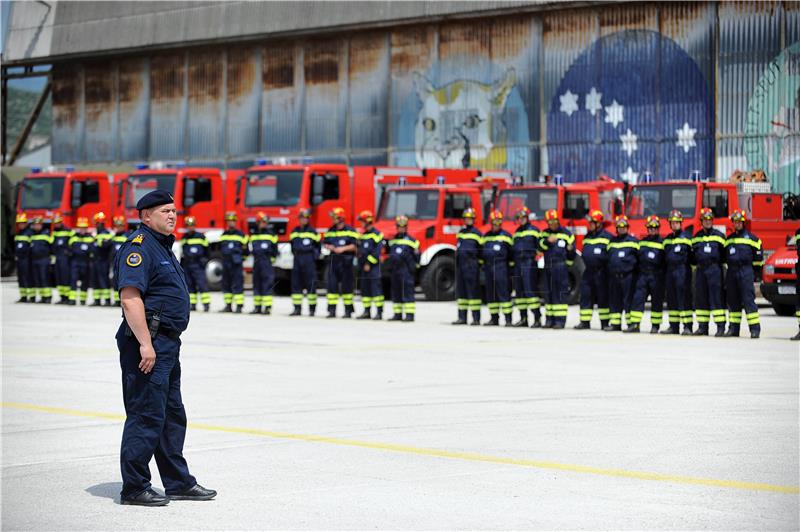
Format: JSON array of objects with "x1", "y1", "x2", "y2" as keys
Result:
[
  {"x1": 358, "y1": 227, "x2": 384, "y2": 315},
  {"x1": 93, "y1": 228, "x2": 113, "y2": 304},
  {"x1": 579, "y1": 229, "x2": 612, "y2": 328},
  {"x1": 180, "y1": 230, "x2": 210, "y2": 309},
  {"x1": 724, "y1": 229, "x2": 763, "y2": 336},
  {"x1": 631, "y1": 235, "x2": 665, "y2": 330},
  {"x1": 691, "y1": 228, "x2": 727, "y2": 333},
  {"x1": 663, "y1": 230, "x2": 694, "y2": 333},
  {"x1": 249, "y1": 228, "x2": 278, "y2": 312},
  {"x1": 387, "y1": 232, "x2": 419, "y2": 319},
  {"x1": 220, "y1": 228, "x2": 247, "y2": 309},
  {"x1": 68, "y1": 232, "x2": 94, "y2": 304},
  {"x1": 110, "y1": 230, "x2": 131, "y2": 304},
  {"x1": 324, "y1": 224, "x2": 359, "y2": 317},
  {"x1": 483, "y1": 228, "x2": 514, "y2": 324},
  {"x1": 289, "y1": 224, "x2": 321, "y2": 314},
  {"x1": 539, "y1": 226, "x2": 576, "y2": 327},
  {"x1": 456, "y1": 226, "x2": 483, "y2": 324},
  {"x1": 114, "y1": 224, "x2": 195, "y2": 499},
  {"x1": 606, "y1": 234, "x2": 639, "y2": 329},
  {"x1": 512, "y1": 223, "x2": 542, "y2": 325},
  {"x1": 30, "y1": 229, "x2": 53, "y2": 302},
  {"x1": 52, "y1": 226, "x2": 74, "y2": 302},
  {"x1": 14, "y1": 226, "x2": 33, "y2": 301}
]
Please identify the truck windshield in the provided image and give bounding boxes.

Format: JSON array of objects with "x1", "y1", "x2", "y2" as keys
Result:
[
  {"x1": 126, "y1": 173, "x2": 177, "y2": 208},
  {"x1": 20, "y1": 177, "x2": 66, "y2": 210},
  {"x1": 244, "y1": 170, "x2": 303, "y2": 207},
  {"x1": 626, "y1": 184, "x2": 697, "y2": 218},
  {"x1": 379, "y1": 189, "x2": 439, "y2": 220},
  {"x1": 495, "y1": 189, "x2": 557, "y2": 221}
]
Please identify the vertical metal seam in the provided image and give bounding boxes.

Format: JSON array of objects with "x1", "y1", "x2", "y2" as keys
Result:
[
  {"x1": 114, "y1": 61, "x2": 120, "y2": 164},
  {"x1": 221, "y1": 47, "x2": 229, "y2": 161},
  {"x1": 344, "y1": 37, "x2": 351, "y2": 161},
  {"x1": 713, "y1": 0, "x2": 720, "y2": 180},
  {"x1": 79, "y1": 64, "x2": 86, "y2": 163},
  {"x1": 384, "y1": 31, "x2": 392, "y2": 162},
  {"x1": 298, "y1": 42, "x2": 306, "y2": 154},
  {"x1": 255, "y1": 45, "x2": 263, "y2": 156},
  {"x1": 183, "y1": 50, "x2": 189, "y2": 161},
  {"x1": 144, "y1": 57, "x2": 151, "y2": 162}
]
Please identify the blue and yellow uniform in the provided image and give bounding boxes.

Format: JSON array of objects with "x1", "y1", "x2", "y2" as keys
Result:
[
  {"x1": 249, "y1": 226, "x2": 278, "y2": 314},
  {"x1": 14, "y1": 215, "x2": 33, "y2": 302},
  {"x1": 358, "y1": 225, "x2": 384, "y2": 318},
  {"x1": 606, "y1": 229, "x2": 639, "y2": 331},
  {"x1": 180, "y1": 228, "x2": 210, "y2": 310},
  {"x1": 52, "y1": 221, "x2": 74, "y2": 303},
  {"x1": 539, "y1": 212, "x2": 575, "y2": 328},
  {"x1": 92, "y1": 225, "x2": 114, "y2": 305},
  {"x1": 29, "y1": 226, "x2": 53, "y2": 303},
  {"x1": 386, "y1": 224, "x2": 419, "y2": 321},
  {"x1": 483, "y1": 223, "x2": 514, "y2": 326},
  {"x1": 578, "y1": 221, "x2": 612, "y2": 329},
  {"x1": 663, "y1": 219, "x2": 694, "y2": 334},
  {"x1": 68, "y1": 225, "x2": 94, "y2": 304},
  {"x1": 289, "y1": 218, "x2": 320, "y2": 316},
  {"x1": 512, "y1": 216, "x2": 542, "y2": 327},
  {"x1": 114, "y1": 222, "x2": 196, "y2": 501},
  {"x1": 691, "y1": 217, "x2": 727, "y2": 335},
  {"x1": 724, "y1": 219, "x2": 763, "y2": 338},
  {"x1": 220, "y1": 225, "x2": 248, "y2": 311},
  {"x1": 631, "y1": 230, "x2": 665, "y2": 332},
  {"x1": 455, "y1": 221, "x2": 483, "y2": 325},
  {"x1": 323, "y1": 219, "x2": 359, "y2": 318}
]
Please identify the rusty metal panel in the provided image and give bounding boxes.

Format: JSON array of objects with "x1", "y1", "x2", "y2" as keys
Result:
[
  {"x1": 303, "y1": 38, "x2": 346, "y2": 152},
  {"x1": 262, "y1": 41, "x2": 301, "y2": 153},
  {"x1": 187, "y1": 49, "x2": 224, "y2": 159},
  {"x1": 83, "y1": 62, "x2": 116, "y2": 162},
  {"x1": 227, "y1": 45, "x2": 260, "y2": 156},
  {"x1": 51, "y1": 64, "x2": 84, "y2": 163},
  {"x1": 118, "y1": 57, "x2": 149, "y2": 162},
  {"x1": 149, "y1": 52, "x2": 186, "y2": 160},
  {"x1": 349, "y1": 32, "x2": 389, "y2": 150}
]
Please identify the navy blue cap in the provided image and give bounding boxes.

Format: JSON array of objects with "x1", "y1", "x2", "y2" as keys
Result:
[{"x1": 136, "y1": 189, "x2": 175, "y2": 210}]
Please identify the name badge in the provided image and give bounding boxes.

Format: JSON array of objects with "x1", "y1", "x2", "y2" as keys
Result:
[
  {"x1": 17, "y1": 242, "x2": 23, "y2": 248},
  {"x1": 703, "y1": 245, "x2": 711, "y2": 253},
  {"x1": 339, "y1": 239, "x2": 346, "y2": 246},
  {"x1": 81, "y1": 244, "x2": 88, "y2": 251},
  {"x1": 363, "y1": 242, "x2": 369, "y2": 248},
  {"x1": 303, "y1": 238, "x2": 310, "y2": 245},
  {"x1": 674, "y1": 245, "x2": 681, "y2": 252},
  {"x1": 190, "y1": 248, "x2": 198, "y2": 253},
  {"x1": 648, "y1": 251, "x2": 655, "y2": 259},
  {"x1": 261, "y1": 242, "x2": 268, "y2": 249},
  {"x1": 730, "y1": 247, "x2": 736, "y2": 255},
  {"x1": 593, "y1": 247, "x2": 601, "y2": 255},
  {"x1": 228, "y1": 242, "x2": 235, "y2": 249},
  {"x1": 557, "y1": 240, "x2": 566, "y2": 248},
  {"x1": 396, "y1": 248, "x2": 403, "y2": 254},
  {"x1": 493, "y1": 244, "x2": 501, "y2": 251},
  {"x1": 618, "y1": 251, "x2": 625, "y2": 258}
]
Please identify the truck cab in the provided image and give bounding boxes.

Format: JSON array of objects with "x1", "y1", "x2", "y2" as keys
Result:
[
  {"x1": 16, "y1": 167, "x2": 111, "y2": 228},
  {"x1": 760, "y1": 234, "x2": 798, "y2": 317}
]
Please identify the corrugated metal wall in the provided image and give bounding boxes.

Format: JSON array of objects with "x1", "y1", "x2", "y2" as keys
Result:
[{"x1": 50, "y1": 1, "x2": 800, "y2": 193}]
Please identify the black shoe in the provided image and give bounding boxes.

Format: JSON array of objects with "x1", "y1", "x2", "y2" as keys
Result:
[
  {"x1": 68, "y1": 300, "x2": 77, "y2": 306},
  {"x1": 44, "y1": 297, "x2": 53, "y2": 304},
  {"x1": 692, "y1": 328, "x2": 708, "y2": 336},
  {"x1": 249, "y1": 307, "x2": 262, "y2": 314},
  {"x1": 530, "y1": 318, "x2": 542, "y2": 328},
  {"x1": 552, "y1": 323, "x2": 565, "y2": 329},
  {"x1": 342, "y1": 312, "x2": 353, "y2": 319},
  {"x1": 289, "y1": 306, "x2": 302, "y2": 316},
  {"x1": 470, "y1": 321, "x2": 481, "y2": 326},
  {"x1": 681, "y1": 326, "x2": 693, "y2": 336},
  {"x1": 90, "y1": 301, "x2": 102, "y2": 307},
  {"x1": 15, "y1": 297, "x2": 28, "y2": 304},
  {"x1": 263, "y1": 307, "x2": 271, "y2": 315},
  {"x1": 792, "y1": 330, "x2": 800, "y2": 341},
  {"x1": 81, "y1": 300, "x2": 88, "y2": 306},
  {"x1": 234, "y1": 305, "x2": 242, "y2": 314},
  {"x1": 357, "y1": 311, "x2": 372, "y2": 320},
  {"x1": 309, "y1": 306, "x2": 316, "y2": 317},
  {"x1": 573, "y1": 322, "x2": 590, "y2": 330},
  {"x1": 373, "y1": 312, "x2": 382, "y2": 320},
  {"x1": 513, "y1": 318, "x2": 528, "y2": 328},
  {"x1": 661, "y1": 326, "x2": 679, "y2": 335},
  {"x1": 650, "y1": 326, "x2": 660, "y2": 335},
  {"x1": 403, "y1": 314, "x2": 414, "y2": 322},
  {"x1": 541, "y1": 321, "x2": 553, "y2": 329},
  {"x1": 714, "y1": 328, "x2": 726, "y2": 338},
  {"x1": 483, "y1": 316, "x2": 499, "y2": 326},
  {"x1": 204, "y1": 303, "x2": 210, "y2": 312},
  {"x1": 451, "y1": 319, "x2": 468, "y2": 325},
  {"x1": 166, "y1": 484, "x2": 217, "y2": 501},
  {"x1": 102, "y1": 300, "x2": 111, "y2": 307},
  {"x1": 388, "y1": 314, "x2": 403, "y2": 321},
  {"x1": 723, "y1": 327, "x2": 739, "y2": 337},
  {"x1": 120, "y1": 488, "x2": 169, "y2": 507},
  {"x1": 750, "y1": 330, "x2": 760, "y2": 339},
  {"x1": 221, "y1": 304, "x2": 232, "y2": 313},
  {"x1": 624, "y1": 325, "x2": 639, "y2": 333},
  {"x1": 326, "y1": 311, "x2": 337, "y2": 319},
  {"x1": 603, "y1": 325, "x2": 621, "y2": 332}
]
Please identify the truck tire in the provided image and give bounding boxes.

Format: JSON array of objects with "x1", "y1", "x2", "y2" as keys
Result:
[
  {"x1": 567, "y1": 257, "x2": 585, "y2": 305},
  {"x1": 205, "y1": 251, "x2": 224, "y2": 292},
  {"x1": 421, "y1": 254, "x2": 456, "y2": 301},
  {"x1": 772, "y1": 303, "x2": 795, "y2": 317}
]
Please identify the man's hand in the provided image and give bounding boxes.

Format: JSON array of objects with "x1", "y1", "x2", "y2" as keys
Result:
[
  {"x1": 333, "y1": 246, "x2": 343, "y2": 254},
  {"x1": 363, "y1": 263, "x2": 371, "y2": 272},
  {"x1": 139, "y1": 344, "x2": 156, "y2": 374}
]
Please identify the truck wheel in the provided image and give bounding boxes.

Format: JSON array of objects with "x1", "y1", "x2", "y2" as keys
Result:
[
  {"x1": 567, "y1": 257, "x2": 585, "y2": 305},
  {"x1": 421, "y1": 255, "x2": 456, "y2": 301},
  {"x1": 205, "y1": 252, "x2": 223, "y2": 292},
  {"x1": 772, "y1": 303, "x2": 795, "y2": 317}
]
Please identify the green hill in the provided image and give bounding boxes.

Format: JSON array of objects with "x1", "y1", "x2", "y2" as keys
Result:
[{"x1": 5, "y1": 86, "x2": 52, "y2": 155}]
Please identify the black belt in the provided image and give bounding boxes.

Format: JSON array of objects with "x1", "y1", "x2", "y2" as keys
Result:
[{"x1": 124, "y1": 324, "x2": 181, "y2": 340}]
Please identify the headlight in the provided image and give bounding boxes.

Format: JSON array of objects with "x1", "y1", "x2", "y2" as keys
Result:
[{"x1": 764, "y1": 265, "x2": 775, "y2": 275}]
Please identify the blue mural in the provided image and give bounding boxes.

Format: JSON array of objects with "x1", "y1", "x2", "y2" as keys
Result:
[{"x1": 546, "y1": 30, "x2": 714, "y2": 183}]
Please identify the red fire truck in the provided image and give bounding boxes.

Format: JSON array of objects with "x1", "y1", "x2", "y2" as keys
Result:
[{"x1": 760, "y1": 235, "x2": 798, "y2": 316}]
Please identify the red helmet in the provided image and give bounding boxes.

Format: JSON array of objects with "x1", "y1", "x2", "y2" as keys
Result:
[
  {"x1": 256, "y1": 211, "x2": 269, "y2": 222},
  {"x1": 730, "y1": 209, "x2": 747, "y2": 223},
  {"x1": 93, "y1": 211, "x2": 107, "y2": 223},
  {"x1": 462, "y1": 207, "x2": 476, "y2": 219},
  {"x1": 586, "y1": 209, "x2": 604, "y2": 224},
  {"x1": 615, "y1": 215, "x2": 629, "y2": 228},
  {"x1": 667, "y1": 209, "x2": 683, "y2": 222},
  {"x1": 331, "y1": 207, "x2": 345, "y2": 221},
  {"x1": 545, "y1": 209, "x2": 559, "y2": 222},
  {"x1": 645, "y1": 215, "x2": 660, "y2": 229},
  {"x1": 515, "y1": 206, "x2": 531, "y2": 220},
  {"x1": 358, "y1": 210, "x2": 374, "y2": 223},
  {"x1": 699, "y1": 207, "x2": 714, "y2": 220},
  {"x1": 489, "y1": 209, "x2": 503, "y2": 223}
]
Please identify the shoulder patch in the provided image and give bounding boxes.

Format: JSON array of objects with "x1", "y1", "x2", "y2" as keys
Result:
[
  {"x1": 126, "y1": 252, "x2": 143, "y2": 267},
  {"x1": 132, "y1": 234, "x2": 144, "y2": 245}
]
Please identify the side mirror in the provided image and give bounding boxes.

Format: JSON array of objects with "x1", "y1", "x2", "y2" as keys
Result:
[
  {"x1": 71, "y1": 182, "x2": 83, "y2": 209},
  {"x1": 183, "y1": 179, "x2": 196, "y2": 208},
  {"x1": 312, "y1": 174, "x2": 325, "y2": 196}
]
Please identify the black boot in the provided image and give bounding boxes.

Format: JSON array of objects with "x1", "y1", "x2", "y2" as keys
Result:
[
  {"x1": 264, "y1": 307, "x2": 271, "y2": 315},
  {"x1": 503, "y1": 313, "x2": 514, "y2": 327},
  {"x1": 221, "y1": 304, "x2": 232, "y2": 313},
  {"x1": 603, "y1": 324, "x2": 621, "y2": 332},
  {"x1": 714, "y1": 325, "x2": 726, "y2": 337},
  {"x1": 234, "y1": 305, "x2": 242, "y2": 314},
  {"x1": 452, "y1": 310, "x2": 468, "y2": 325},
  {"x1": 373, "y1": 310, "x2": 383, "y2": 320},
  {"x1": 650, "y1": 325, "x2": 660, "y2": 335},
  {"x1": 43, "y1": 297, "x2": 52, "y2": 304},
  {"x1": 309, "y1": 305, "x2": 316, "y2": 317},
  {"x1": 552, "y1": 321, "x2": 565, "y2": 330},
  {"x1": 661, "y1": 324, "x2": 679, "y2": 335},
  {"x1": 723, "y1": 326, "x2": 740, "y2": 337},
  {"x1": 403, "y1": 314, "x2": 415, "y2": 322},
  {"x1": 343, "y1": 305, "x2": 354, "y2": 319},
  {"x1": 692, "y1": 327, "x2": 708, "y2": 336},
  {"x1": 290, "y1": 305, "x2": 302, "y2": 316},
  {"x1": 750, "y1": 328, "x2": 760, "y2": 339},
  {"x1": 681, "y1": 324, "x2": 694, "y2": 336},
  {"x1": 68, "y1": 300, "x2": 76, "y2": 306},
  {"x1": 624, "y1": 324, "x2": 640, "y2": 333},
  {"x1": 15, "y1": 297, "x2": 28, "y2": 304},
  {"x1": 357, "y1": 310, "x2": 372, "y2": 320},
  {"x1": 542, "y1": 319, "x2": 553, "y2": 329},
  {"x1": 483, "y1": 315, "x2": 500, "y2": 326},
  {"x1": 103, "y1": 300, "x2": 112, "y2": 307},
  {"x1": 192, "y1": 303, "x2": 199, "y2": 312},
  {"x1": 388, "y1": 313, "x2": 403, "y2": 321},
  {"x1": 90, "y1": 300, "x2": 102, "y2": 307},
  {"x1": 327, "y1": 308, "x2": 337, "y2": 319},
  {"x1": 574, "y1": 321, "x2": 590, "y2": 330},
  {"x1": 530, "y1": 316, "x2": 542, "y2": 328},
  {"x1": 250, "y1": 306, "x2": 262, "y2": 314},
  {"x1": 471, "y1": 310, "x2": 482, "y2": 326},
  {"x1": 204, "y1": 303, "x2": 210, "y2": 312},
  {"x1": 792, "y1": 329, "x2": 800, "y2": 341},
  {"x1": 513, "y1": 315, "x2": 528, "y2": 327}
]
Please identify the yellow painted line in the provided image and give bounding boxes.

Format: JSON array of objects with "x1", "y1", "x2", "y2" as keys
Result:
[{"x1": 3, "y1": 401, "x2": 798, "y2": 494}]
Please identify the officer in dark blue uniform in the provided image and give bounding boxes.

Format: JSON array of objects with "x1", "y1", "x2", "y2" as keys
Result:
[
  {"x1": 14, "y1": 212, "x2": 33, "y2": 303},
  {"x1": 575, "y1": 209, "x2": 611, "y2": 330},
  {"x1": 606, "y1": 216, "x2": 639, "y2": 332},
  {"x1": 386, "y1": 215, "x2": 419, "y2": 322},
  {"x1": 630, "y1": 215, "x2": 666, "y2": 334},
  {"x1": 662, "y1": 210, "x2": 694, "y2": 335},
  {"x1": 68, "y1": 217, "x2": 94, "y2": 305},
  {"x1": 179, "y1": 216, "x2": 211, "y2": 312},
  {"x1": 289, "y1": 208, "x2": 320, "y2": 316},
  {"x1": 356, "y1": 210, "x2": 384, "y2": 320},
  {"x1": 512, "y1": 206, "x2": 542, "y2": 328},
  {"x1": 114, "y1": 189, "x2": 215, "y2": 506},
  {"x1": 323, "y1": 207, "x2": 359, "y2": 318},
  {"x1": 453, "y1": 207, "x2": 483, "y2": 326},
  {"x1": 539, "y1": 209, "x2": 575, "y2": 329},
  {"x1": 220, "y1": 211, "x2": 248, "y2": 313},
  {"x1": 52, "y1": 212, "x2": 74, "y2": 304},
  {"x1": 691, "y1": 208, "x2": 727, "y2": 336},
  {"x1": 483, "y1": 209, "x2": 514, "y2": 326},
  {"x1": 723, "y1": 209, "x2": 763, "y2": 339},
  {"x1": 29, "y1": 216, "x2": 53, "y2": 304},
  {"x1": 92, "y1": 212, "x2": 113, "y2": 306},
  {"x1": 110, "y1": 216, "x2": 131, "y2": 307},
  {"x1": 249, "y1": 211, "x2": 278, "y2": 315}
]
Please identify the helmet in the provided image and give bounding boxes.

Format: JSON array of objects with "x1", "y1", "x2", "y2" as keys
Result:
[
  {"x1": 699, "y1": 207, "x2": 713, "y2": 220},
  {"x1": 586, "y1": 209, "x2": 604, "y2": 224},
  {"x1": 645, "y1": 215, "x2": 660, "y2": 229},
  {"x1": 76, "y1": 217, "x2": 89, "y2": 228},
  {"x1": 462, "y1": 207, "x2": 476, "y2": 219},
  {"x1": 545, "y1": 209, "x2": 559, "y2": 222},
  {"x1": 615, "y1": 215, "x2": 629, "y2": 228},
  {"x1": 515, "y1": 206, "x2": 531, "y2": 220},
  {"x1": 112, "y1": 215, "x2": 125, "y2": 226},
  {"x1": 489, "y1": 209, "x2": 503, "y2": 223},
  {"x1": 31, "y1": 215, "x2": 43, "y2": 224},
  {"x1": 185, "y1": 216, "x2": 196, "y2": 227},
  {"x1": 395, "y1": 215, "x2": 409, "y2": 227},
  {"x1": 15, "y1": 212, "x2": 27, "y2": 224},
  {"x1": 730, "y1": 209, "x2": 747, "y2": 223},
  {"x1": 224, "y1": 211, "x2": 238, "y2": 221},
  {"x1": 331, "y1": 207, "x2": 345, "y2": 220},
  {"x1": 298, "y1": 208, "x2": 311, "y2": 218},
  {"x1": 93, "y1": 212, "x2": 106, "y2": 223},
  {"x1": 667, "y1": 209, "x2": 683, "y2": 222},
  {"x1": 358, "y1": 210, "x2": 374, "y2": 223},
  {"x1": 256, "y1": 211, "x2": 269, "y2": 222},
  {"x1": 52, "y1": 211, "x2": 63, "y2": 224}
]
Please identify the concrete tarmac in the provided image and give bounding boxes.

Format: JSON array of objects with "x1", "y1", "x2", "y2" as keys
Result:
[{"x1": 2, "y1": 286, "x2": 798, "y2": 530}]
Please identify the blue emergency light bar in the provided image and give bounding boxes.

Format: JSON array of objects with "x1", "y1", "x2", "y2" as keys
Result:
[
  {"x1": 174, "y1": 162, "x2": 186, "y2": 169},
  {"x1": 553, "y1": 174, "x2": 564, "y2": 186},
  {"x1": 135, "y1": 164, "x2": 149, "y2": 170},
  {"x1": 691, "y1": 170, "x2": 701, "y2": 182},
  {"x1": 436, "y1": 175, "x2": 445, "y2": 184},
  {"x1": 302, "y1": 156, "x2": 314, "y2": 165},
  {"x1": 256, "y1": 159, "x2": 268, "y2": 165},
  {"x1": 398, "y1": 176, "x2": 407, "y2": 186},
  {"x1": 65, "y1": 165, "x2": 75, "y2": 172},
  {"x1": 30, "y1": 167, "x2": 41, "y2": 173},
  {"x1": 642, "y1": 171, "x2": 653, "y2": 183}
]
